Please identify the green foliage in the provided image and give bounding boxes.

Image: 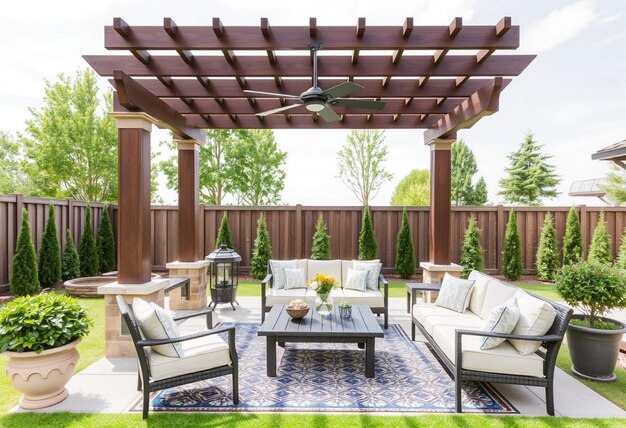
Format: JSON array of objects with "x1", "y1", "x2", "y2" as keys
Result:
[
  {"x1": 451, "y1": 140, "x2": 488, "y2": 206},
  {"x1": 215, "y1": 212, "x2": 234, "y2": 249},
  {"x1": 250, "y1": 214, "x2": 272, "y2": 279},
  {"x1": 536, "y1": 212, "x2": 559, "y2": 281},
  {"x1": 502, "y1": 209, "x2": 523, "y2": 281},
  {"x1": 310, "y1": 213, "x2": 331, "y2": 260},
  {"x1": 615, "y1": 228, "x2": 626, "y2": 270},
  {"x1": 0, "y1": 293, "x2": 91, "y2": 354},
  {"x1": 460, "y1": 215, "x2": 484, "y2": 279},
  {"x1": 62, "y1": 229, "x2": 81, "y2": 281},
  {"x1": 588, "y1": 212, "x2": 612, "y2": 265},
  {"x1": 390, "y1": 169, "x2": 430, "y2": 206},
  {"x1": 395, "y1": 208, "x2": 415, "y2": 278},
  {"x1": 79, "y1": 204, "x2": 99, "y2": 276},
  {"x1": 498, "y1": 132, "x2": 560, "y2": 205},
  {"x1": 0, "y1": 132, "x2": 30, "y2": 194},
  {"x1": 599, "y1": 164, "x2": 626, "y2": 204},
  {"x1": 358, "y1": 206, "x2": 377, "y2": 260},
  {"x1": 556, "y1": 261, "x2": 626, "y2": 328},
  {"x1": 563, "y1": 207, "x2": 583, "y2": 265},
  {"x1": 337, "y1": 130, "x2": 393, "y2": 205},
  {"x1": 21, "y1": 69, "x2": 118, "y2": 202},
  {"x1": 38, "y1": 203, "x2": 61, "y2": 288},
  {"x1": 96, "y1": 207, "x2": 115, "y2": 273},
  {"x1": 10, "y1": 209, "x2": 39, "y2": 296}
]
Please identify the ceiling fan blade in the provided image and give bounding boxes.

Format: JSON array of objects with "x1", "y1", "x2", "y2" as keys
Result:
[
  {"x1": 322, "y1": 81, "x2": 364, "y2": 99},
  {"x1": 243, "y1": 89, "x2": 300, "y2": 98},
  {"x1": 331, "y1": 98, "x2": 386, "y2": 110},
  {"x1": 317, "y1": 105, "x2": 342, "y2": 122},
  {"x1": 256, "y1": 103, "x2": 301, "y2": 117}
]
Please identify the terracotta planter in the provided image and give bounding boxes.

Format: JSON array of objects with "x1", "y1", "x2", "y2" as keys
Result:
[{"x1": 3, "y1": 338, "x2": 81, "y2": 409}]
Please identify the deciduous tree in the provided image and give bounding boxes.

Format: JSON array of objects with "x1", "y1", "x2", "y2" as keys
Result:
[
  {"x1": 599, "y1": 164, "x2": 626, "y2": 204},
  {"x1": 390, "y1": 169, "x2": 430, "y2": 206},
  {"x1": 0, "y1": 132, "x2": 29, "y2": 194}
]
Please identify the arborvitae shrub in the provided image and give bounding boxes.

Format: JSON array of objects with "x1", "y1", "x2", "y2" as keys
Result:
[
  {"x1": 250, "y1": 214, "x2": 272, "y2": 279},
  {"x1": 96, "y1": 206, "x2": 115, "y2": 273},
  {"x1": 536, "y1": 212, "x2": 559, "y2": 281},
  {"x1": 310, "y1": 213, "x2": 331, "y2": 260},
  {"x1": 38, "y1": 203, "x2": 62, "y2": 288},
  {"x1": 460, "y1": 215, "x2": 483, "y2": 279},
  {"x1": 79, "y1": 204, "x2": 99, "y2": 276},
  {"x1": 562, "y1": 207, "x2": 582, "y2": 265},
  {"x1": 395, "y1": 208, "x2": 415, "y2": 278},
  {"x1": 616, "y1": 228, "x2": 626, "y2": 270},
  {"x1": 358, "y1": 206, "x2": 377, "y2": 260},
  {"x1": 502, "y1": 209, "x2": 523, "y2": 281},
  {"x1": 215, "y1": 212, "x2": 234, "y2": 249},
  {"x1": 62, "y1": 229, "x2": 81, "y2": 281},
  {"x1": 10, "y1": 209, "x2": 39, "y2": 296},
  {"x1": 588, "y1": 212, "x2": 612, "y2": 265}
]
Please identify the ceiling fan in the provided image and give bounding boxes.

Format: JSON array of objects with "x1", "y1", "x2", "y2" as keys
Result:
[{"x1": 243, "y1": 42, "x2": 386, "y2": 122}]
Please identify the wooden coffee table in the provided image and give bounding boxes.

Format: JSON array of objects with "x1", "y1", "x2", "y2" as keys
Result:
[{"x1": 257, "y1": 304, "x2": 384, "y2": 378}]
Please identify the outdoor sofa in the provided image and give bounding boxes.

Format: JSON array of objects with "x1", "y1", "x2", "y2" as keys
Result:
[
  {"x1": 411, "y1": 270, "x2": 572, "y2": 415},
  {"x1": 261, "y1": 259, "x2": 388, "y2": 328}
]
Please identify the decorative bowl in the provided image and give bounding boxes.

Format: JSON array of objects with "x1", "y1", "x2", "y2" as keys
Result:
[{"x1": 286, "y1": 306, "x2": 309, "y2": 320}]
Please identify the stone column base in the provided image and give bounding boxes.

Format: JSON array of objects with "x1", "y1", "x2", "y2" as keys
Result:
[
  {"x1": 166, "y1": 260, "x2": 210, "y2": 311},
  {"x1": 99, "y1": 279, "x2": 169, "y2": 357},
  {"x1": 419, "y1": 262, "x2": 464, "y2": 303}
]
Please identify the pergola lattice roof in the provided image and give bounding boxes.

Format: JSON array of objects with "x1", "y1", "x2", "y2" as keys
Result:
[{"x1": 84, "y1": 17, "x2": 534, "y2": 142}]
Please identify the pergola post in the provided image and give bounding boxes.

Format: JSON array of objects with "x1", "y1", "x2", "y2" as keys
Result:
[{"x1": 167, "y1": 138, "x2": 209, "y2": 311}]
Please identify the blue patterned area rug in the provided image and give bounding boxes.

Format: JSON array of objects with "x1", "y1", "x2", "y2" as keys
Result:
[{"x1": 136, "y1": 323, "x2": 516, "y2": 414}]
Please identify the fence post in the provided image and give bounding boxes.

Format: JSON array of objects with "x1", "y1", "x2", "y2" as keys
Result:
[
  {"x1": 496, "y1": 205, "x2": 505, "y2": 274},
  {"x1": 295, "y1": 204, "x2": 302, "y2": 258}
]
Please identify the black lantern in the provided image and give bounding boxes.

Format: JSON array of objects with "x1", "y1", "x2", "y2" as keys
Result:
[{"x1": 205, "y1": 244, "x2": 241, "y2": 310}]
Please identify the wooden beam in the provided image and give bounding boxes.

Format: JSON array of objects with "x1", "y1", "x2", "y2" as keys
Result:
[
  {"x1": 402, "y1": 17, "x2": 414, "y2": 38},
  {"x1": 476, "y1": 49, "x2": 494, "y2": 64},
  {"x1": 274, "y1": 76, "x2": 282, "y2": 88},
  {"x1": 309, "y1": 18, "x2": 317, "y2": 38},
  {"x1": 197, "y1": 76, "x2": 209, "y2": 88},
  {"x1": 261, "y1": 18, "x2": 270, "y2": 38},
  {"x1": 496, "y1": 17, "x2": 512, "y2": 37},
  {"x1": 113, "y1": 17, "x2": 130, "y2": 37},
  {"x1": 212, "y1": 18, "x2": 224, "y2": 38},
  {"x1": 113, "y1": 70, "x2": 205, "y2": 142},
  {"x1": 392, "y1": 50, "x2": 403, "y2": 65},
  {"x1": 235, "y1": 76, "x2": 246, "y2": 88},
  {"x1": 131, "y1": 50, "x2": 151, "y2": 64},
  {"x1": 178, "y1": 49, "x2": 194, "y2": 64},
  {"x1": 352, "y1": 50, "x2": 360, "y2": 65},
  {"x1": 222, "y1": 50, "x2": 236, "y2": 64},
  {"x1": 356, "y1": 17, "x2": 366, "y2": 38},
  {"x1": 455, "y1": 76, "x2": 469, "y2": 87},
  {"x1": 181, "y1": 97, "x2": 195, "y2": 108},
  {"x1": 433, "y1": 49, "x2": 448, "y2": 64},
  {"x1": 267, "y1": 49, "x2": 277, "y2": 65},
  {"x1": 424, "y1": 77, "x2": 503, "y2": 143},
  {"x1": 449, "y1": 17, "x2": 463, "y2": 37},
  {"x1": 418, "y1": 76, "x2": 429, "y2": 87},
  {"x1": 163, "y1": 17, "x2": 178, "y2": 37},
  {"x1": 382, "y1": 76, "x2": 391, "y2": 88},
  {"x1": 157, "y1": 76, "x2": 172, "y2": 87}
]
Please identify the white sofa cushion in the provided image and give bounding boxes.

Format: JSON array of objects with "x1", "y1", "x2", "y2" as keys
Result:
[
  {"x1": 331, "y1": 288, "x2": 384, "y2": 307},
  {"x1": 270, "y1": 260, "x2": 298, "y2": 290},
  {"x1": 344, "y1": 268, "x2": 369, "y2": 292},
  {"x1": 467, "y1": 270, "x2": 496, "y2": 316},
  {"x1": 432, "y1": 325, "x2": 545, "y2": 378},
  {"x1": 509, "y1": 290, "x2": 557, "y2": 355},
  {"x1": 479, "y1": 297, "x2": 520, "y2": 350},
  {"x1": 147, "y1": 334, "x2": 231, "y2": 380},
  {"x1": 266, "y1": 287, "x2": 317, "y2": 306},
  {"x1": 412, "y1": 303, "x2": 483, "y2": 336},
  {"x1": 284, "y1": 268, "x2": 307, "y2": 290},
  {"x1": 132, "y1": 298, "x2": 184, "y2": 358},
  {"x1": 341, "y1": 260, "x2": 353, "y2": 284},
  {"x1": 307, "y1": 259, "x2": 342, "y2": 284},
  {"x1": 353, "y1": 261, "x2": 382, "y2": 290},
  {"x1": 479, "y1": 280, "x2": 518, "y2": 320},
  {"x1": 435, "y1": 273, "x2": 475, "y2": 313}
]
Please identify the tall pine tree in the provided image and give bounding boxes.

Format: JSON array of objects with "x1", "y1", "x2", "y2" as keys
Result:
[
  {"x1": 588, "y1": 212, "x2": 612, "y2": 265},
  {"x1": 502, "y1": 209, "x2": 523, "y2": 281},
  {"x1": 498, "y1": 133, "x2": 560, "y2": 205},
  {"x1": 536, "y1": 212, "x2": 559, "y2": 281},
  {"x1": 10, "y1": 209, "x2": 39, "y2": 295},
  {"x1": 39, "y1": 203, "x2": 62, "y2": 288},
  {"x1": 451, "y1": 140, "x2": 488, "y2": 206},
  {"x1": 62, "y1": 229, "x2": 81, "y2": 281},
  {"x1": 358, "y1": 206, "x2": 377, "y2": 260},
  {"x1": 215, "y1": 212, "x2": 234, "y2": 249},
  {"x1": 460, "y1": 215, "x2": 483, "y2": 278},
  {"x1": 310, "y1": 213, "x2": 331, "y2": 260},
  {"x1": 395, "y1": 208, "x2": 415, "y2": 278},
  {"x1": 79, "y1": 204, "x2": 99, "y2": 276},
  {"x1": 562, "y1": 207, "x2": 582, "y2": 264},
  {"x1": 96, "y1": 206, "x2": 115, "y2": 273},
  {"x1": 250, "y1": 214, "x2": 272, "y2": 279}
]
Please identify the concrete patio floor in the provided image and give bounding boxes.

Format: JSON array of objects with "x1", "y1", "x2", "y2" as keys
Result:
[{"x1": 16, "y1": 296, "x2": 626, "y2": 418}]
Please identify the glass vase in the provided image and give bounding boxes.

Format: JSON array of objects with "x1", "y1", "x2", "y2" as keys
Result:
[{"x1": 315, "y1": 293, "x2": 333, "y2": 316}]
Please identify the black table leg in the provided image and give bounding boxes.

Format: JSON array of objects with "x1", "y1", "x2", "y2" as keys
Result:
[
  {"x1": 406, "y1": 290, "x2": 410, "y2": 313},
  {"x1": 365, "y1": 338, "x2": 375, "y2": 378},
  {"x1": 357, "y1": 342, "x2": 365, "y2": 349},
  {"x1": 267, "y1": 337, "x2": 277, "y2": 377}
]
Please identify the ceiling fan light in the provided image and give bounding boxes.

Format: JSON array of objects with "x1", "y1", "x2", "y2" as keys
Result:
[{"x1": 305, "y1": 102, "x2": 325, "y2": 112}]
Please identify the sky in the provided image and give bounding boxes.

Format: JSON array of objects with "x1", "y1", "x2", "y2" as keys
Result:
[{"x1": 1, "y1": 0, "x2": 625, "y2": 206}]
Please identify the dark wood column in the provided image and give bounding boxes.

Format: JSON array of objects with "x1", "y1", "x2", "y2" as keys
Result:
[
  {"x1": 428, "y1": 139, "x2": 455, "y2": 264},
  {"x1": 176, "y1": 139, "x2": 201, "y2": 261},
  {"x1": 114, "y1": 114, "x2": 154, "y2": 284}
]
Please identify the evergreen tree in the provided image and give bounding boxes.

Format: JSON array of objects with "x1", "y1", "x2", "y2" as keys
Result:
[
  {"x1": 358, "y1": 206, "x2": 377, "y2": 260},
  {"x1": 498, "y1": 132, "x2": 560, "y2": 205},
  {"x1": 469, "y1": 177, "x2": 489, "y2": 205},
  {"x1": 96, "y1": 206, "x2": 115, "y2": 273},
  {"x1": 310, "y1": 213, "x2": 331, "y2": 260},
  {"x1": 502, "y1": 209, "x2": 523, "y2": 281},
  {"x1": 451, "y1": 140, "x2": 488, "y2": 206},
  {"x1": 250, "y1": 214, "x2": 272, "y2": 279},
  {"x1": 79, "y1": 204, "x2": 99, "y2": 276},
  {"x1": 562, "y1": 207, "x2": 582, "y2": 265},
  {"x1": 395, "y1": 208, "x2": 415, "y2": 278},
  {"x1": 588, "y1": 212, "x2": 612, "y2": 265},
  {"x1": 616, "y1": 228, "x2": 626, "y2": 270},
  {"x1": 215, "y1": 212, "x2": 234, "y2": 249},
  {"x1": 460, "y1": 215, "x2": 484, "y2": 279},
  {"x1": 62, "y1": 229, "x2": 81, "y2": 281},
  {"x1": 536, "y1": 212, "x2": 559, "y2": 281},
  {"x1": 38, "y1": 203, "x2": 61, "y2": 288},
  {"x1": 10, "y1": 209, "x2": 39, "y2": 296}
]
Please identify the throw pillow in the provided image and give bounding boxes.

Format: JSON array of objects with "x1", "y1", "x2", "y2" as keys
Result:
[
  {"x1": 284, "y1": 268, "x2": 307, "y2": 290},
  {"x1": 509, "y1": 291, "x2": 557, "y2": 355},
  {"x1": 270, "y1": 260, "x2": 297, "y2": 290},
  {"x1": 479, "y1": 297, "x2": 521, "y2": 350},
  {"x1": 132, "y1": 298, "x2": 184, "y2": 358},
  {"x1": 434, "y1": 273, "x2": 475, "y2": 313},
  {"x1": 344, "y1": 268, "x2": 369, "y2": 292},
  {"x1": 353, "y1": 261, "x2": 382, "y2": 291}
]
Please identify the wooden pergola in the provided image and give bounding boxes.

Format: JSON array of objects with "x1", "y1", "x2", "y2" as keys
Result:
[{"x1": 85, "y1": 16, "x2": 534, "y2": 286}]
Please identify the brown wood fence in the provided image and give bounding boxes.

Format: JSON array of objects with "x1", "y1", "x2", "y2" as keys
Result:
[{"x1": 2, "y1": 194, "x2": 626, "y2": 286}]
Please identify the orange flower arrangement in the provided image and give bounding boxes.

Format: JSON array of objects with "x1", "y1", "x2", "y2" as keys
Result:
[{"x1": 310, "y1": 273, "x2": 336, "y2": 296}]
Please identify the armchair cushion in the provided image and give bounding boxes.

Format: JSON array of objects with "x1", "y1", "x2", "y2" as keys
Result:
[
  {"x1": 353, "y1": 261, "x2": 382, "y2": 290},
  {"x1": 344, "y1": 268, "x2": 369, "y2": 292},
  {"x1": 306, "y1": 259, "x2": 342, "y2": 284},
  {"x1": 284, "y1": 268, "x2": 307, "y2": 290},
  {"x1": 510, "y1": 291, "x2": 557, "y2": 355},
  {"x1": 132, "y1": 298, "x2": 184, "y2": 358},
  {"x1": 434, "y1": 274, "x2": 475, "y2": 313},
  {"x1": 479, "y1": 280, "x2": 517, "y2": 319}
]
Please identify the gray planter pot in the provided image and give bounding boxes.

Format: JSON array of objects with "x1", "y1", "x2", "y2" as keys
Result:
[{"x1": 566, "y1": 314, "x2": 626, "y2": 382}]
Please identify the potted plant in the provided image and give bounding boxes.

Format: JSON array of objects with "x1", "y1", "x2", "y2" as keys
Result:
[
  {"x1": 0, "y1": 293, "x2": 92, "y2": 409},
  {"x1": 555, "y1": 261, "x2": 626, "y2": 381}
]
